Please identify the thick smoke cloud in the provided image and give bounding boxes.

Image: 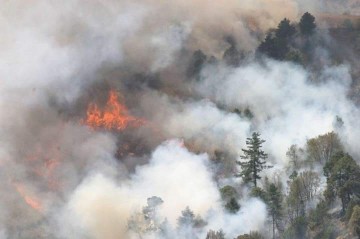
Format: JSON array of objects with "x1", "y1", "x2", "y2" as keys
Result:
[
  {"x1": 197, "y1": 61, "x2": 358, "y2": 164},
  {"x1": 139, "y1": 93, "x2": 251, "y2": 156},
  {"x1": 60, "y1": 140, "x2": 266, "y2": 239},
  {"x1": 0, "y1": 0, "x2": 359, "y2": 238},
  {"x1": 295, "y1": 0, "x2": 360, "y2": 15}
]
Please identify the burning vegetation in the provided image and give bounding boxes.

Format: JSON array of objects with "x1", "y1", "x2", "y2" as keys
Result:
[
  {"x1": 2, "y1": 1, "x2": 360, "y2": 239},
  {"x1": 82, "y1": 90, "x2": 146, "y2": 131}
]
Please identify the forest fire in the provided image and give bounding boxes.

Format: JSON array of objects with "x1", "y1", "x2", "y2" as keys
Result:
[
  {"x1": 83, "y1": 90, "x2": 146, "y2": 131},
  {"x1": 13, "y1": 183, "x2": 43, "y2": 212},
  {"x1": 3, "y1": 0, "x2": 360, "y2": 238}
]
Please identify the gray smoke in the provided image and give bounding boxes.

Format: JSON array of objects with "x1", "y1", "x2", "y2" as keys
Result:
[{"x1": 0, "y1": 0, "x2": 359, "y2": 238}]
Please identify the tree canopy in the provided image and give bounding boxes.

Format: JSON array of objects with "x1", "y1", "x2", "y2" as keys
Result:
[
  {"x1": 237, "y1": 132, "x2": 272, "y2": 187},
  {"x1": 324, "y1": 152, "x2": 360, "y2": 212},
  {"x1": 299, "y1": 12, "x2": 316, "y2": 35},
  {"x1": 267, "y1": 183, "x2": 283, "y2": 239}
]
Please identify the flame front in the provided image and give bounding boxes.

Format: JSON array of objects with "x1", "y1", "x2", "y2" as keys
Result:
[{"x1": 83, "y1": 90, "x2": 145, "y2": 131}]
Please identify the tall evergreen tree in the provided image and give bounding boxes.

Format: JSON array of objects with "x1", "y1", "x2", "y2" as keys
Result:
[
  {"x1": 258, "y1": 34, "x2": 277, "y2": 59},
  {"x1": 276, "y1": 18, "x2": 296, "y2": 40},
  {"x1": 299, "y1": 12, "x2": 316, "y2": 36},
  {"x1": 257, "y1": 18, "x2": 295, "y2": 60},
  {"x1": 237, "y1": 132, "x2": 272, "y2": 187},
  {"x1": 323, "y1": 152, "x2": 360, "y2": 213},
  {"x1": 267, "y1": 183, "x2": 283, "y2": 239}
]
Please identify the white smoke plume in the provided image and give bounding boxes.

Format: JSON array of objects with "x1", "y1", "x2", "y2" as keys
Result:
[
  {"x1": 59, "y1": 140, "x2": 267, "y2": 239},
  {"x1": 197, "y1": 61, "x2": 358, "y2": 164}
]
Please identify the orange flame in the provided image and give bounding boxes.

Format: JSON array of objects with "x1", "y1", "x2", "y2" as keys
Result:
[
  {"x1": 83, "y1": 90, "x2": 145, "y2": 131},
  {"x1": 13, "y1": 183, "x2": 43, "y2": 212}
]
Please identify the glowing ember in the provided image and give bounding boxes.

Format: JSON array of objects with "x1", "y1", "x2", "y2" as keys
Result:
[
  {"x1": 13, "y1": 183, "x2": 43, "y2": 212},
  {"x1": 83, "y1": 90, "x2": 145, "y2": 130}
]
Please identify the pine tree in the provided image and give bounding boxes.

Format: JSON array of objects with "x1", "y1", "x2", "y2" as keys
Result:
[
  {"x1": 177, "y1": 206, "x2": 195, "y2": 227},
  {"x1": 276, "y1": 18, "x2": 296, "y2": 40},
  {"x1": 225, "y1": 197, "x2": 240, "y2": 213},
  {"x1": 299, "y1": 12, "x2": 316, "y2": 36},
  {"x1": 206, "y1": 229, "x2": 226, "y2": 239},
  {"x1": 237, "y1": 132, "x2": 272, "y2": 187},
  {"x1": 323, "y1": 152, "x2": 360, "y2": 213},
  {"x1": 267, "y1": 183, "x2": 283, "y2": 239}
]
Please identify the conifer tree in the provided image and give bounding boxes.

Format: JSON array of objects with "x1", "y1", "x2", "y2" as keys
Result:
[
  {"x1": 299, "y1": 12, "x2": 316, "y2": 36},
  {"x1": 267, "y1": 183, "x2": 283, "y2": 239},
  {"x1": 237, "y1": 132, "x2": 272, "y2": 187}
]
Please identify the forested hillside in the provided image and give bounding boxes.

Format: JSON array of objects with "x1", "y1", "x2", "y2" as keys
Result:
[{"x1": 0, "y1": 1, "x2": 360, "y2": 239}]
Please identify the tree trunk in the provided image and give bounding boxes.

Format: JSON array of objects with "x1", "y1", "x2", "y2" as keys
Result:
[{"x1": 272, "y1": 214, "x2": 275, "y2": 239}]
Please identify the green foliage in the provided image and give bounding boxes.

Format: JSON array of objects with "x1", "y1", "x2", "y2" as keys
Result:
[
  {"x1": 289, "y1": 170, "x2": 298, "y2": 180},
  {"x1": 266, "y1": 183, "x2": 283, "y2": 239},
  {"x1": 250, "y1": 187, "x2": 267, "y2": 202},
  {"x1": 285, "y1": 50, "x2": 304, "y2": 64},
  {"x1": 258, "y1": 18, "x2": 296, "y2": 60},
  {"x1": 276, "y1": 18, "x2": 296, "y2": 40},
  {"x1": 237, "y1": 132, "x2": 272, "y2": 187},
  {"x1": 177, "y1": 206, "x2": 195, "y2": 227},
  {"x1": 225, "y1": 197, "x2": 240, "y2": 214},
  {"x1": 177, "y1": 206, "x2": 206, "y2": 228},
  {"x1": 220, "y1": 185, "x2": 238, "y2": 200},
  {"x1": 206, "y1": 229, "x2": 226, "y2": 239},
  {"x1": 312, "y1": 224, "x2": 337, "y2": 239},
  {"x1": 299, "y1": 12, "x2": 316, "y2": 35},
  {"x1": 220, "y1": 185, "x2": 240, "y2": 213},
  {"x1": 283, "y1": 216, "x2": 308, "y2": 239},
  {"x1": 267, "y1": 184, "x2": 282, "y2": 215},
  {"x1": 286, "y1": 144, "x2": 304, "y2": 171},
  {"x1": 193, "y1": 214, "x2": 207, "y2": 228},
  {"x1": 258, "y1": 33, "x2": 278, "y2": 59},
  {"x1": 233, "y1": 107, "x2": 254, "y2": 120},
  {"x1": 345, "y1": 199, "x2": 360, "y2": 221},
  {"x1": 324, "y1": 152, "x2": 360, "y2": 213},
  {"x1": 308, "y1": 200, "x2": 329, "y2": 229},
  {"x1": 177, "y1": 206, "x2": 206, "y2": 238},
  {"x1": 287, "y1": 171, "x2": 320, "y2": 221},
  {"x1": 349, "y1": 205, "x2": 360, "y2": 237},
  {"x1": 306, "y1": 131, "x2": 343, "y2": 164},
  {"x1": 236, "y1": 231, "x2": 264, "y2": 239},
  {"x1": 243, "y1": 108, "x2": 254, "y2": 120},
  {"x1": 128, "y1": 196, "x2": 164, "y2": 235},
  {"x1": 323, "y1": 184, "x2": 336, "y2": 204},
  {"x1": 256, "y1": 12, "x2": 318, "y2": 65}
]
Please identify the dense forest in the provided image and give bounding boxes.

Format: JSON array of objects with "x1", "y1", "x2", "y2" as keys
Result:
[{"x1": 1, "y1": 1, "x2": 360, "y2": 239}]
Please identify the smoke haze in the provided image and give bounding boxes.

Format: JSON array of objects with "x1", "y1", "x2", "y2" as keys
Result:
[{"x1": 0, "y1": 0, "x2": 359, "y2": 238}]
